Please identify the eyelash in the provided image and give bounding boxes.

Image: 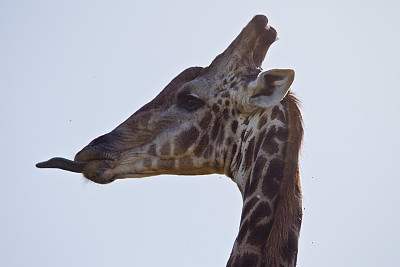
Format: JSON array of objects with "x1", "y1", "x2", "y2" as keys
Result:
[{"x1": 177, "y1": 94, "x2": 205, "y2": 111}]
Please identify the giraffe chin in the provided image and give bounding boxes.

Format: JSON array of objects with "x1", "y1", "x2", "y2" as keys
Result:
[
  {"x1": 80, "y1": 158, "x2": 155, "y2": 184},
  {"x1": 80, "y1": 159, "x2": 117, "y2": 184}
]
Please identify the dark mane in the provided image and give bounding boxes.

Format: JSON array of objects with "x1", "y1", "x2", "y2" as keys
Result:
[{"x1": 265, "y1": 92, "x2": 304, "y2": 266}]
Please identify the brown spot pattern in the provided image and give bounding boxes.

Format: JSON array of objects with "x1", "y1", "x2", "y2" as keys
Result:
[
  {"x1": 194, "y1": 134, "x2": 209, "y2": 157},
  {"x1": 212, "y1": 104, "x2": 220, "y2": 114},
  {"x1": 157, "y1": 158, "x2": 175, "y2": 170},
  {"x1": 178, "y1": 156, "x2": 194, "y2": 169},
  {"x1": 160, "y1": 143, "x2": 171, "y2": 155},
  {"x1": 204, "y1": 144, "x2": 213, "y2": 158},
  {"x1": 262, "y1": 158, "x2": 284, "y2": 198},
  {"x1": 250, "y1": 202, "x2": 272, "y2": 225},
  {"x1": 143, "y1": 158, "x2": 152, "y2": 168},
  {"x1": 174, "y1": 127, "x2": 199, "y2": 154},
  {"x1": 211, "y1": 117, "x2": 221, "y2": 140},
  {"x1": 244, "y1": 138, "x2": 255, "y2": 171},
  {"x1": 271, "y1": 106, "x2": 286, "y2": 122},
  {"x1": 276, "y1": 126, "x2": 288, "y2": 141},
  {"x1": 226, "y1": 137, "x2": 233, "y2": 146},
  {"x1": 222, "y1": 108, "x2": 229, "y2": 120},
  {"x1": 240, "y1": 130, "x2": 246, "y2": 140},
  {"x1": 216, "y1": 122, "x2": 226, "y2": 145},
  {"x1": 148, "y1": 144, "x2": 157, "y2": 156},
  {"x1": 199, "y1": 112, "x2": 212, "y2": 129},
  {"x1": 236, "y1": 219, "x2": 249, "y2": 244},
  {"x1": 221, "y1": 91, "x2": 230, "y2": 98},
  {"x1": 254, "y1": 129, "x2": 266, "y2": 156},
  {"x1": 231, "y1": 120, "x2": 238, "y2": 134},
  {"x1": 246, "y1": 156, "x2": 266, "y2": 196},
  {"x1": 247, "y1": 220, "x2": 272, "y2": 247},
  {"x1": 227, "y1": 143, "x2": 238, "y2": 178},
  {"x1": 241, "y1": 197, "x2": 258, "y2": 222},
  {"x1": 257, "y1": 114, "x2": 268, "y2": 129},
  {"x1": 262, "y1": 126, "x2": 279, "y2": 155}
]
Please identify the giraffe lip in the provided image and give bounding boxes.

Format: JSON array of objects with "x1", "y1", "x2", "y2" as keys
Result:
[{"x1": 69, "y1": 146, "x2": 118, "y2": 183}]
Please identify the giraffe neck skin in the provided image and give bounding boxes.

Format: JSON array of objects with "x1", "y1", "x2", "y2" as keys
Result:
[{"x1": 225, "y1": 96, "x2": 302, "y2": 267}]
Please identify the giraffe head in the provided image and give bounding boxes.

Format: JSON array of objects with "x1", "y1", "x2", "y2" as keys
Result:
[{"x1": 39, "y1": 15, "x2": 295, "y2": 186}]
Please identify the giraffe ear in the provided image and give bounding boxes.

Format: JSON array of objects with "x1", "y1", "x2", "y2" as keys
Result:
[{"x1": 245, "y1": 69, "x2": 294, "y2": 109}]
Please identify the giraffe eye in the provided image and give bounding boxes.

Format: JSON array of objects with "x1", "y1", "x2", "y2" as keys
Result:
[{"x1": 177, "y1": 93, "x2": 205, "y2": 111}]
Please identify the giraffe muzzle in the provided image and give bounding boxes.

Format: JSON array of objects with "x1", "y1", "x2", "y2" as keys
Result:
[
  {"x1": 36, "y1": 130, "x2": 129, "y2": 184},
  {"x1": 36, "y1": 156, "x2": 116, "y2": 184}
]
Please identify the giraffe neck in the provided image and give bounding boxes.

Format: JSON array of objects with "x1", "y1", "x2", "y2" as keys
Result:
[{"x1": 226, "y1": 95, "x2": 303, "y2": 267}]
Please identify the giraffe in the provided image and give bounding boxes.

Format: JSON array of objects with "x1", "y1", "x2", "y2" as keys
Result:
[{"x1": 37, "y1": 15, "x2": 303, "y2": 267}]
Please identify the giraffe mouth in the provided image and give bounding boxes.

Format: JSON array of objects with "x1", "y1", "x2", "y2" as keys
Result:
[
  {"x1": 36, "y1": 147, "x2": 118, "y2": 184},
  {"x1": 36, "y1": 145, "x2": 153, "y2": 184},
  {"x1": 35, "y1": 156, "x2": 115, "y2": 184}
]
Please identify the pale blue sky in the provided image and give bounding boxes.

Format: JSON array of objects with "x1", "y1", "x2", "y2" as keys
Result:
[{"x1": 1, "y1": 1, "x2": 400, "y2": 266}]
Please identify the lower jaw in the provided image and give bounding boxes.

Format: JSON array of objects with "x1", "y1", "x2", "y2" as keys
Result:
[{"x1": 81, "y1": 160, "x2": 116, "y2": 184}]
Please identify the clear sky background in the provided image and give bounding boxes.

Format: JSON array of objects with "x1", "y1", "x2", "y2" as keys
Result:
[{"x1": 1, "y1": 1, "x2": 400, "y2": 266}]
